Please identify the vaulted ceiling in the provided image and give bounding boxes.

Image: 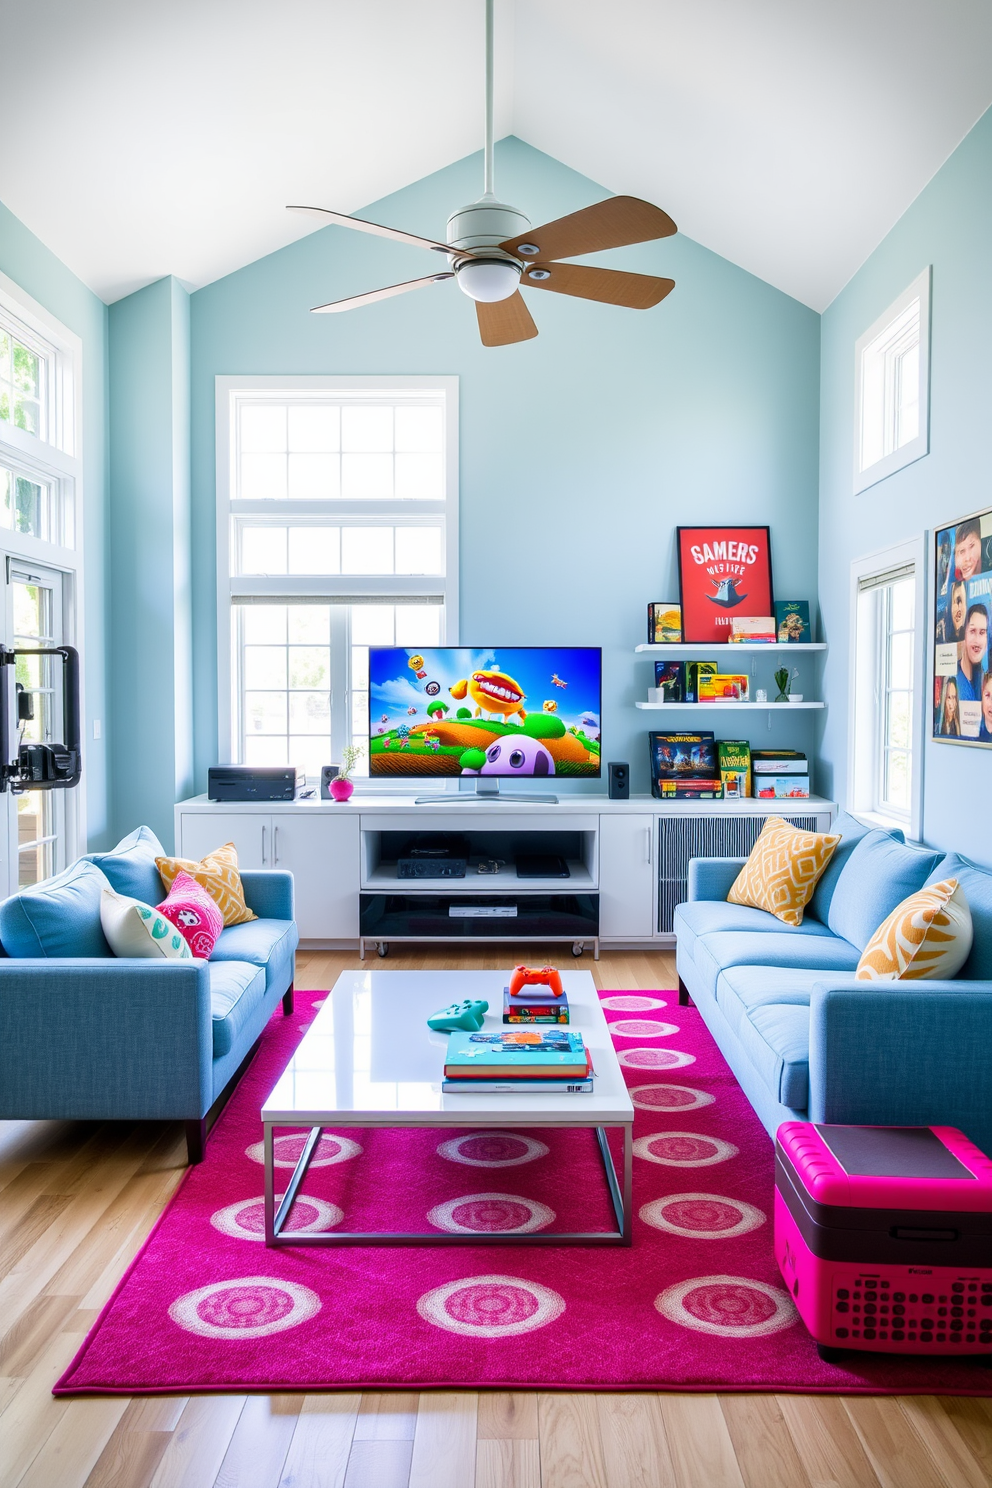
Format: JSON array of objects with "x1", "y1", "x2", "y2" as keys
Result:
[{"x1": 2, "y1": 0, "x2": 991, "y2": 309}]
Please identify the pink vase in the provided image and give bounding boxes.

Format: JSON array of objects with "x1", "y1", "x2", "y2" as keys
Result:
[{"x1": 329, "y1": 777, "x2": 354, "y2": 802}]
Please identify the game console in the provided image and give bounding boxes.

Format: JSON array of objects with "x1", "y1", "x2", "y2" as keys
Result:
[{"x1": 508, "y1": 964, "x2": 564, "y2": 998}]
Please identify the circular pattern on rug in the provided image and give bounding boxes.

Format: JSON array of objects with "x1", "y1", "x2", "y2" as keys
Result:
[
  {"x1": 245, "y1": 1133, "x2": 362, "y2": 1168},
  {"x1": 427, "y1": 1193, "x2": 555, "y2": 1234},
  {"x1": 640, "y1": 1193, "x2": 765, "y2": 1239},
  {"x1": 633, "y1": 1131, "x2": 738, "y2": 1166},
  {"x1": 655, "y1": 1275, "x2": 796, "y2": 1338},
  {"x1": 629, "y1": 1083, "x2": 715, "y2": 1112},
  {"x1": 436, "y1": 1131, "x2": 550, "y2": 1168},
  {"x1": 311, "y1": 997, "x2": 326, "y2": 1007},
  {"x1": 169, "y1": 1276, "x2": 321, "y2": 1339},
  {"x1": 600, "y1": 995, "x2": 667, "y2": 1012},
  {"x1": 618, "y1": 1047, "x2": 695, "y2": 1070},
  {"x1": 609, "y1": 1019, "x2": 679, "y2": 1039},
  {"x1": 211, "y1": 1195, "x2": 343, "y2": 1241},
  {"x1": 417, "y1": 1275, "x2": 565, "y2": 1337}
]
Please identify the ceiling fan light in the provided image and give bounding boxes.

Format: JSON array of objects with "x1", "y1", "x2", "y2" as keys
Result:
[{"x1": 456, "y1": 258, "x2": 521, "y2": 303}]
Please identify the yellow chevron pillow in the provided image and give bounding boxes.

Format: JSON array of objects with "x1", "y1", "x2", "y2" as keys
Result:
[
  {"x1": 155, "y1": 842, "x2": 256, "y2": 927},
  {"x1": 727, "y1": 815, "x2": 841, "y2": 926},
  {"x1": 855, "y1": 878, "x2": 972, "y2": 981}
]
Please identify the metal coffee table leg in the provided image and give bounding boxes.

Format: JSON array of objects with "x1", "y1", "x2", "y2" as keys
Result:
[{"x1": 266, "y1": 1124, "x2": 322, "y2": 1245}]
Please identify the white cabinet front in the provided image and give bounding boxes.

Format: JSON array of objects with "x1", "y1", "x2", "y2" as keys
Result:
[
  {"x1": 268, "y1": 813, "x2": 360, "y2": 940},
  {"x1": 178, "y1": 813, "x2": 270, "y2": 869},
  {"x1": 598, "y1": 813, "x2": 656, "y2": 939}
]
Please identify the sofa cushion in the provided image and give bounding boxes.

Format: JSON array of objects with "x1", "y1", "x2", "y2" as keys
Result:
[
  {"x1": 737, "y1": 1002, "x2": 811, "y2": 1108},
  {"x1": 727, "y1": 816, "x2": 840, "y2": 926},
  {"x1": 691, "y1": 930, "x2": 860, "y2": 1000},
  {"x1": 714, "y1": 964, "x2": 843, "y2": 1036},
  {"x1": 157, "y1": 843, "x2": 256, "y2": 927},
  {"x1": 211, "y1": 918, "x2": 299, "y2": 993},
  {"x1": 157, "y1": 871, "x2": 224, "y2": 959},
  {"x1": 210, "y1": 960, "x2": 268, "y2": 1056},
  {"x1": 87, "y1": 825, "x2": 166, "y2": 906},
  {"x1": 0, "y1": 860, "x2": 113, "y2": 958},
  {"x1": 100, "y1": 886, "x2": 192, "y2": 960},
  {"x1": 674, "y1": 900, "x2": 837, "y2": 965},
  {"x1": 826, "y1": 834, "x2": 943, "y2": 952},
  {"x1": 806, "y1": 811, "x2": 903, "y2": 925},
  {"x1": 856, "y1": 879, "x2": 973, "y2": 982},
  {"x1": 925, "y1": 854, "x2": 992, "y2": 980}
]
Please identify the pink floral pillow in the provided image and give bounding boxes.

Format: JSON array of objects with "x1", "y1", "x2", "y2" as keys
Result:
[{"x1": 156, "y1": 870, "x2": 224, "y2": 959}]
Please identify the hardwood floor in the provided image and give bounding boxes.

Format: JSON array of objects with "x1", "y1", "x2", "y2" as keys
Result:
[{"x1": 1, "y1": 945, "x2": 989, "y2": 1488}]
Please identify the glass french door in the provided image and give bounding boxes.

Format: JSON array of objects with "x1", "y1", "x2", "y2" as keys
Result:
[{"x1": 3, "y1": 562, "x2": 66, "y2": 890}]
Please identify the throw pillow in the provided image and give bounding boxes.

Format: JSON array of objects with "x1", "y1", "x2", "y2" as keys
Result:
[
  {"x1": 155, "y1": 842, "x2": 256, "y2": 927},
  {"x1": 855, "y1": 878, "x2": 973, "y2": 981},
  {"x1": 156, "y1": 870, "x2": 224, "y2": 959},
  {"x1": 727, "y1": 816, "x2": 841, "y2": 927},
  {"x1": 100, "y1": 887, "x2": 192, "y2": 960}
]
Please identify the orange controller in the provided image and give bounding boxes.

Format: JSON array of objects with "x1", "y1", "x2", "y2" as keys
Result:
[{"x1": 508, "y1": 964, "x2": 564, "y2": 998}]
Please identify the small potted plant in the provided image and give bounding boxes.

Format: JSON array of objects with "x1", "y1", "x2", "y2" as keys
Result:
[
  {"x1": 773, "y1": 666, "x2": 791, "y2": 703},
  {"x1": 329, "y1": 744, "x2": 363, "y2": 802}
]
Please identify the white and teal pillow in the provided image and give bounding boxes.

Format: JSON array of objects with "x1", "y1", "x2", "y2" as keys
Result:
[{"x1": 100, "y1": 886, "x2": 192, "y2": 960}]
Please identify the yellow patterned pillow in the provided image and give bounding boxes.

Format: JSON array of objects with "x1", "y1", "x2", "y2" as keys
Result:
[
  {"x1": 855, "y1": 879, "x2": 972, "y2": 981},
  {"x1": 155, "y1": 842, "x2": 256, "y2": 927},
  {"x1": 727, "y1": 816, "x2": 841, "y2": 926}
]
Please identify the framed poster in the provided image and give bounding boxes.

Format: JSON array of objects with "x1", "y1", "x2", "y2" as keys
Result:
[
  {"x1": 676, "y1": 527, "x2": 773, "y2": 644},
  {"x1": 932, "y1": 505, "x2": 992, "y2": 746}
]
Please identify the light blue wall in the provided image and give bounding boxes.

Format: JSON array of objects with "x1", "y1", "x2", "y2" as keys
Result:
[
  {"x1": 818, "y1": 106, "x2": 992, "y2": 865},
  {"x1": 0, "y1": 199, "x2": 111, "y2": 847},
  {"x1": 190, "y1": 138, "x2": 820, "y2": 795},
  {"x1": 108, "y1": 276, "x2": 192, "y2": 849}
]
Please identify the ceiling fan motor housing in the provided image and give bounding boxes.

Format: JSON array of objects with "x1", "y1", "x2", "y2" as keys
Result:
[{"x1": 447, "y1": 199, "x2": 531, "y2": 303}]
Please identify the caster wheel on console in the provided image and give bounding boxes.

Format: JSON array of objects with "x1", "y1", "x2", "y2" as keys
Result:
[{"x1": 377, "y1": 942, "x2": 389, "y2": 958}]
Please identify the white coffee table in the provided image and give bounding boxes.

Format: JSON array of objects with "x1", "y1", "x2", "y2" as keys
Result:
[{"x1": 262, "y1": 969, "x2": 634, "y2": 1246}]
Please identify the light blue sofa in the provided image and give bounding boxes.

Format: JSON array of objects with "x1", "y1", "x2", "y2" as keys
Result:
[
  {"x1": 674, "y1": 811, "x2": 992, "y2": 1155},
  {"x1": 0, "y1": 827, "x2": 298, "y2": 1163}
]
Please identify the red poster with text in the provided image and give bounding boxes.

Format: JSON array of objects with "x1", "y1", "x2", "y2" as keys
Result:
[{"x1": 676, "y1": 527, "x2": 774, "y2": 643}]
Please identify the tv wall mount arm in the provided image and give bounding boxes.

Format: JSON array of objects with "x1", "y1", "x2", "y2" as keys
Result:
[{"x1": 0, "y1": 644, "x2": 81, "y2": 792}]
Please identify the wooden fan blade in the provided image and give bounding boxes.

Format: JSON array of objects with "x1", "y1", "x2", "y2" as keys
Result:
[
  {"x1": 500, "y1": 195, "x2": 676, "y2": 262},
  {"x1": 520, "y1": 262, "x2": 674, "y2": 309},
  {"x1": 475, "y1": 293, "x2": 539, "y2": 347},
  {"x1": 311, "y1": 273, "x2": 453, "y2": 313},
  {"x1": 288, "y1": 205, "x2": 472, "y2": 258}
]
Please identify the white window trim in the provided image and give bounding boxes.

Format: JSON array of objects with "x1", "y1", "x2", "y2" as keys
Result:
[
  {"x1": 215, "y1": 374, "x2": 459, "y2": 781},
  {"x1": 0, "y1": 270, "x2": 85, "y2": 871},
  {"x1": 848, "y1": 537, "x2": 925, "y2": 841},
  {"x1": 853, "y1": 267, "x2": 931, "y2": 495}
]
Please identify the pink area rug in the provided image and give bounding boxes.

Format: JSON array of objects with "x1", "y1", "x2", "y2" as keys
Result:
[{"x1": 55, "y1": 989, "x2": 990, "y2": 1396}]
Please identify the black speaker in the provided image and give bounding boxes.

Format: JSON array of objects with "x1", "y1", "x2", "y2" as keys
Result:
[{"x1": 608, "y1": 761, "x2": 630, "y2": 799}]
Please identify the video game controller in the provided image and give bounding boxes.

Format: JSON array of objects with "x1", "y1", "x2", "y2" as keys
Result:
[
  {"x1": 508, "y1": 964, "x2": 564, "y2": 998},
  {"x1": 426, "y1": 999, "x2": 490, "y2": 1033}
]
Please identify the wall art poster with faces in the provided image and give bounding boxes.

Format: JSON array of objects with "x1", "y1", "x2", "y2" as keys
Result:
[{"x1": 933, "y1": 506, "x2": 992, "y2": 746}]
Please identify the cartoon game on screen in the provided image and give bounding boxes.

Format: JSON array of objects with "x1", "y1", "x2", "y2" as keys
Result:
[{"x1": 369, "y1": 648, "x2": 602, "y2": 777}]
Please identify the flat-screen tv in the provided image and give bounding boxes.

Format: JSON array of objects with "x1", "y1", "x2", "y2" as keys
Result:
[{"x1": 368, "y1": 647, "x2": 602, "y2": 779}]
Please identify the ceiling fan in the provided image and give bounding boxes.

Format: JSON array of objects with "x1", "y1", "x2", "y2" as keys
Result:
[{"x1": 287, "y1": 1, "x2": 678, "y2": 346}]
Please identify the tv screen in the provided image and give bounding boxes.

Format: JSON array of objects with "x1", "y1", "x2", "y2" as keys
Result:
[{"x1": 368, "y1": 647, "x2": 602, "y2": 779}]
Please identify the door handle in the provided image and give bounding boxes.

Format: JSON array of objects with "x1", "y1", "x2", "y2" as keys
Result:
[
  {"x1": 644, "y1": 827, "x2": 653, "y2": 865},
  {"x1": 261, "y1": 825, "x2": 267, "y2": 866},
  {"x1": 273, "y1": 825, "x2": 279, "y2": 866}
]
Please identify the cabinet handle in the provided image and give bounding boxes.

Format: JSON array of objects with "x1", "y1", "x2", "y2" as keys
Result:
[
  {"x1": 644, "y1": 827, "x2": 653, "y2": 865},
  {"x1": 273, "y1": 826, "x2": 279, "y2": 866},
  {"x1": 261, "y1": 825, "x2": 267, "y2": 866}
]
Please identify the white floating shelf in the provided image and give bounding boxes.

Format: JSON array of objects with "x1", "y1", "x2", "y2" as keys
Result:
[
  {"x1": 635, "y1": 701, "x2": 825, "y2": 711},
  {"x1": 635, "y1": 643, "x2": 826, "y2": 654}
]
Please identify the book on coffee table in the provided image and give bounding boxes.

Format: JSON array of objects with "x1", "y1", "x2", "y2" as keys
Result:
[{"x1": 444, "y1": 1029, "x2": 589, "y2": 1080}]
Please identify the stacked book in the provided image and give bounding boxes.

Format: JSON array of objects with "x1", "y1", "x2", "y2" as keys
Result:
[
  {"x1": 442, "y1": 1029, "x2": 593, "y2": 1094},
  {"x1": 752, "y1": 749, "x2": 810, "y2": 798},
  {"x1": 503, "y1": 985, "x2": 569, "y2": 1024}
]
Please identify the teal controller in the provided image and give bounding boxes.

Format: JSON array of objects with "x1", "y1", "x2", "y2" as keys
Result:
[{"x1": 427, "y1": 999, "x2": 489, "y2": 1033}]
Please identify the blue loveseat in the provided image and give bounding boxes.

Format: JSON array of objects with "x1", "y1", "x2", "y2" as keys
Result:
[
  {"x1": 0, "y1": 827, "x2": 298, "y2": 1163},
  {"x1": 674, "y1": 811, "x2": 992, "y2": 1155}
]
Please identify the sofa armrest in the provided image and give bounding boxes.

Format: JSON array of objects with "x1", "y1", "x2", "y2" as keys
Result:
[
  {"x1": 240, "y1": 870, "x2": 294, "y2": 922},
  {"x1": 0, "y1": 959, "x2": 213, "y2": 1121},
  {"x1": 686, "y1": 857, "x2": 746, "y2": 903},
  {"x1": 807, "y1": 981, "x2": 992, "y2": 1149}
]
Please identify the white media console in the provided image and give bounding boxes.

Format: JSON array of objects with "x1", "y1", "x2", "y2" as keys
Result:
[{"x1": 175, "y1": 792, "x2": 837, "y2": 957}]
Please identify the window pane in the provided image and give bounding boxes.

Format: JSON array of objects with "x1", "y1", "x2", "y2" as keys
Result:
[
  {"x1": 351, "y1": 645, "x2": 369, "y2": 688},
  {"x1": 244, "y1": 735, "x2": 289, "y2": 766},
  {"x1": 342, "y1": 405, "x2": 392, "y2": 452},
  {"x1": 288, "y1": 737, "x2": 328, "y2": 778},
  {"x1": 0, "y1": 464, "x2": 51, "y2": 540},
  {"x1": 288, "y1": 526, "x2": 340, "y2": 574},
  {"x1": 395, "y1": 525, "x2": 442, "y2": 573},
  {"x1": 890, "y1": 577, "x2": 913, "y2": 631},
  {"x1": 244, "y1": 647, "x2": 287, "y2": 688},
  {"x1": 0, "y1": 331, "x2": 8, "y2": 381},
  {"x1": 241, "y1": 526, "x2": 287, "y2": 574},
  {"x1": 342, "y1": 526, "x2": 393, "y2": 574},
  {"x1": 288, "y1": 404, "x2": 339, "y2": 452},
  {"x1": 885, "y1": 750, "x2": 910, "y2": 810},
  {"x1": 395, "y1": 404, "x2": 442, "y2": 452},
  {"x1": 241, "y1": 404, "x2": 286, "y2": 451},
  {"x1": 887, "y1": 691, "x2": 911, "y2": 749},
  {"x1": 351, "y1": 606, "x2": 394, "y2": 646},
  {"x1": 288, "y1": 607, "x2": 329, "y2": 644},
  {"x1": 240, "y1": 451, "x2": 287, "y2": 499},
  {"x1": 889, "y1": 632, "x2": 912, "y2": 690},
  {"x1": 289, "y1": 692, "x2": 331, "y2": 733},
  {"x1": 395, "y1": 604, "x2": 441, "y2": 647},
  {"x1": 245, "y1": 691, "x2": 288, "y2": 734},
  {"x1": 243, "y1": 605, "x2": 286, "y2": 644},
  {"x1": 288, "y1": 453, "x2": 339, "y2": 499},
  {"x1": 395, "y1": 453, "x2": 442, "y2": 499},
  {"x1": 341, "y1": 453, "x2": 393, "y2": 500},
  {"x1": 288, "y1": 647, "x2": 329, "y2": 689}
]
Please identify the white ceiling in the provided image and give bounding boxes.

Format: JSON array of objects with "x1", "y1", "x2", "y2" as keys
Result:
[{"x1": 2, "y1": 0, "x2": 990, "y2": 310}]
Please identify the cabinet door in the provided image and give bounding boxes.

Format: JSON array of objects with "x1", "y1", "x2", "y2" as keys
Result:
[
  {"x1": 178, "y1": 813, "x2": 269, "y2": 869},
  {"x1": 270, "y1": 813, "x2": 360, "y2": 939},
  {"x1": 599, "y1": 814, "x2": 656, "y2": 939}
]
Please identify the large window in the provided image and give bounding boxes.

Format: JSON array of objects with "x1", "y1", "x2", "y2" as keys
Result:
[
  {"x1": 218, "y1": 377, "x2": 457, "y2": 780},
  {"x1": 854, "y1": 268, "x2": 930, "y2": 495}
]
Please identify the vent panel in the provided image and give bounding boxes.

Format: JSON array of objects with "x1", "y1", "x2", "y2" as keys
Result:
[{"x1": 658, "y1": 814, "x2": 820, "y2": 932}]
